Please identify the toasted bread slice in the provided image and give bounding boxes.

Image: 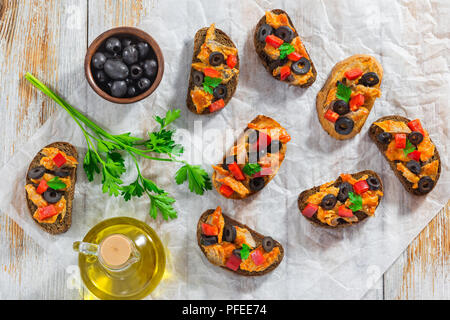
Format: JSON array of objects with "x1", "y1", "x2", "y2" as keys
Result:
[
  {"x1": 368, "y1": 115, "x2": 441, "y2": 195},
  {"x1": 186, "y1": 25, "x2": 239, "y2": 114},
  {"x1": 212, "y1": 115, "x2": 289, "y2": 199},
  {"x1": 197, "y1": 209, "x2": 284, "y2": 276},
  {"x1": 298, "y1": 170, "x2": 383, "y2": 228},
  {"x1": 25, "y1": 142, "x2": 78, "y2": 234},
  {"x1": 253, "y1": 9, "x2": 317, "y2": 87},
  {"x1": 316, "y1": 54, "x2": 383, "y2": 140}
]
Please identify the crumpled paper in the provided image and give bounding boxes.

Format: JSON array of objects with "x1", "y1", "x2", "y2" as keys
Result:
[{"x1": 0, "y1": 0, "x2": 448, "y2": 299}]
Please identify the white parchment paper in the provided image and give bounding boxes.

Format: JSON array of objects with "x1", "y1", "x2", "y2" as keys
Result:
[{"x1": 0, "y1": 0, "x2": 449, "y2": 299}]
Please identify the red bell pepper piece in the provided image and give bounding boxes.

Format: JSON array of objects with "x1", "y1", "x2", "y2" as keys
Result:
[
  {"x1": 324, "y1": 109, "x2": 340, "y2": 123},
  {"x1": 353, "y1": 180, "x2": 369, "y2": 195},
  {"x1": 252, "y1": 167, "x2": 273, "y2": 178},
  {"x1": 36, "y1": 179, "x2": 49, "y2": 194},
  {"x1": 302, "y1": 203, "x2": 318, "y2": 218},
  {"x1": 265, "y1": 34, "x2": 284, "y2": 48},
  {"x1": 202, "y1": 223, "x2": 218, "y2": 236},
  {"x1": 395, "y1": 133, "x2": 406, "y2": 149},
  {"x1": 227, "y1": 54, "x2": 237, "y2": 69},
  {"x1": 407, "y1": 119, "x2": 425, "y2": 135},
  {"x1": 407, "y1": 150, "x2": 421, "y2": 161},
  {"x1": 209, "y1": 99, "x2": 225, "y2": 113},
  {"x1": 345, "y1": 68, "x2": 363, "y2": 80},
  {"x1": 53, "y1": 152, "x2": 67, "y2": 168},
  {"x1": 228, "y1": 162, "x2": 245, "y2": 181},
  {"x1": 280, "y1": 65, "x2": 291, "y2": 81},
  {"x1": 203, "y1": 67, "x2": 220, "y2": 78},
  {"x1": 338, "y1": 205, "x2": 354, "y2": 218},
  {"x1": 250, "y1": 249, "x2": 265, "y2": 266},
  {"x1": 287, "y1": 52, "x2": 302, "y2": 61},
  {"x1": 219, "y1": 184, "x2": 234, "y2": 198},
  {"x1": 349, "y1": 94, "x2": 365, "y2": 111},
  {"x1": 225, "y1": 254, "x2": 241, "y2": 271},
  {"x1": 37, "y1": 205, "x2": 58, "y2": 220}
]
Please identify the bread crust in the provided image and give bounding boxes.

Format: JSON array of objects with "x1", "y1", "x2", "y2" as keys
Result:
[
  {"x1": 253, "y1": 9, "x2": 317, "y2": 87},
  {"x1": 316, "y1": 54, "x2": 383, "y2": 140},
  {"x1": 297, "y1": 170, "x2": 383, "y2": 228},
  {"x1": 186, "y1": 26, "x2": 239, "y2": 115},
  {"x1": 25, "y1": 142, "x2": 78, "y2": 234},
  {"x1": 212, "y1": 115, "x2": 288, "y2": 199},
  {"x1": 196, "y1": 209, "x2": 284, "y2": 276},
  {"x1": 368, "y1": 115, "x2": 441, "y2": 195}
]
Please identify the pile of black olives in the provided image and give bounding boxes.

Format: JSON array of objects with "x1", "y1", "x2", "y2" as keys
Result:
[{"x1": 91, "y1": 36, "x2": 158, "y2": 98}]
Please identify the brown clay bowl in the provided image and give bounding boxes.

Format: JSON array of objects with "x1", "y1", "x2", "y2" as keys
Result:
[{"x1": 85, "y1": 26, "x2": 164, "y2": 104}]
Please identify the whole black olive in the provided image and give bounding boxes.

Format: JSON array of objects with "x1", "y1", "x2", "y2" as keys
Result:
[
  {"x1": 418, "y1": 176, "x2": 434, "y2": 194},
  {"x1": 92, "y1": 52, "x2": 107, "y2": 69},
  {"x1": 209, "y1": 51, "x2": 224, "y2": 66},
  {"x1": 54, "y1": 169, "x2": 71, "y2": 177},
  {"x1": 121, "y1": 38, "x2": 133, "y2": 48},
  {"x1": 320, "y1": 194, "x2": 337, "y2": 210},
  {"x1": 406, "y1": 160, "x2": 421, "y2": 175},
  {"x1": 28, "y1": 166, "x2": 46, "y2": 180},
  {"x1": 136, "y1": 42, "x2": 150, "y2": 59},
  {"x1": 95, "y1": 70, "x2": 109, "y2": 84},
  {"x1": 337, "y1": 182, "x2": 353, "y2": 202},
  {"x1": 110, "y1": 80, "x2": 128, "y2": 97},
  {"x1": 43, "y1": 189, "x2": 62, "y2": 204},
  {"x1": 366, "y1": 176, "x2": 381, "y2": 191},
  {"x1": 142, "y1": 59, "x2": 158, "y2": 78},
  {"x1": 213, "y1": 84, "x2": 227, "y2": 100},
  {"x1": 130, "y1": 64, "x2": 144, "y2": 80},
  {"x1": 332, "y1": 100, "x2": 350, "y2": 115},
  {"x1": 262, "y1": 237, "x2": 275, "y2": 253},
  {"x1": 291, "y1": 58, "x2": 311, "y2": 75},
  {"x1": 104, "y1": 37, "x2": 122, "y2": 54},
  {"x1": 358, "y1": 72, "x2": 379, "y2": 87},
  {"x1": 127, "y1": 86, "x2": 137, "y2": 97},
  {"x1": 408, "y1": 131, "x2": 424, "y2": 145},
  {"x1": 377, "y1": 132, "x2": 393, "y2": 144},
  {"x1": 222, "y1": 155, "x2": 238, "y2": 170},
  {"x1": 223, "y1": 225, "x2": 236, "y2": 242},
  {"x1": 249, "y1": 177, "x2": 265, "y2": 192},
  {"x1": 192, "y1": 70, "x2": 204, "y2": 86},
  {"x1": 201, "y1": 235, "x2": 218, "y2": 246},
  {"x1": 274, "y1": 26, "x2": 294, "y2": 43},
  {"x1": 122, "y1": 45, "x2": 139, "y2": 65},
  {"x1": 104, "y1": 59, "x2": 129, "y2": 80},
  {"x1": 257, "y1": 23, "x2": 273, "y2": 42},
  {"x1": 335, "y1": 117, "x2": 354, "y2": 135},
  {"x1": 137, "y1": 77, "x2": 152, "y2": 91}
]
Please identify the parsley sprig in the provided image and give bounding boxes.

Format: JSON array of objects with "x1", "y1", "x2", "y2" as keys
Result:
[
  {"x1": 242, "y1": 163, "x2": 261, "y2": 176},
  {"x1": 348, "y1": 192, "x2": 362, "y2": 212},
  {"x1": 25, "y1": 73, "x2": 212, "y2": 220},
  {"x1": 336, "y1": 82, "x2": 352, "y2": 103},
  {"x1": 278, "y1": 43, "x2": 295, "y2": 59},
  {"x1": 203, "y1": 76, "x2": 222, "y2": 95},
  {"x1": 403, "y1": 139, "x2": 416, "y2": 157}
]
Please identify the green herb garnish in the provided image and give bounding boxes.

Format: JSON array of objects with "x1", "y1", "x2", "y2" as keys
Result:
[
  {"x1": 278, "y1": 43, "x2": 295, "y2": 59},
  {"x1": 348, "y1": 192, "x2": 363, "y2": 212},
  {"x1": 403, "y1": 139, "x2": 416, "y2": 157},
  {"x1": 203, "y1": 76, "x2": 222, "y2": 95},
  {"x1": 242, "y1": 163, "x2": 261, "y2": 176},
  {"x1": 25, "y1": 73, "x2": 212, "y2": 221},
  {"x1": 240, "y1": 244, "x2": 251, "y2": 260},
  {"x1": 336, "y1": 82, "x2": 352, "y2": 103},
  {"x1": 47, "y1": 177, "x2": 66, "y2": 190}
]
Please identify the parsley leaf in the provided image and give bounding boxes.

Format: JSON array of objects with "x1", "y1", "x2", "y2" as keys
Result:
[
  {"x1": 175, "y1": 163, "x2": 212, "y2": 195},
  {"x1": 113, "y1": 132, "x2": 142, "y2": 146},
  {"x1": 154, "y1": 109, "x2": 181, "y2": 129},
  {"x1": 149, "y1": 193, "x2": 177, "y2": 220},
  {"x1": 203, "y1": 76, "x2": 222, "y2": 94},
  {"x1": 348, "y1": 192, "x2": 363, "y2": 212},
  {"x1": 336, "y1": 82, "x2": 352, "y2": 103},
  {"x1": 242, "y1": 163, "x2": 261, "y2": 176},
  {"x1": 146, "y1": 129, "x2": 183, "y2": 156},
  {"x1": 121, "y1": 179, "x2": 144, "y2": 201},
  {"x1": 278, "y1": 43, "x2": 295, "y2": 59},
  {"x1": 83, "y1": 149, "x2": 100, "y2": 182},
  {"x1": 47, "y1": 177, "x2": 66, "y2": 190},
  {"x1": 403, "y1": 139, "x2": 416, "y2": 157},
  {"x1": 240, "y1": 244, "x2": 251, "y2": 260}
]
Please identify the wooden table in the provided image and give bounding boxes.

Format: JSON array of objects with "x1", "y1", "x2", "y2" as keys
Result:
[{"x1": 0, "y1": 0, "x2": 448, "y2": 299}]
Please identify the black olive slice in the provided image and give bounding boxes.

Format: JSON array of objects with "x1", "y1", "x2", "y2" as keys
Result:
[
  {"x1": 406, "y1": 160, "x2": 421, "y2": 175},
  {"x1": 408, "y1": 131, "x2": 424, "y2": 145},
  {"x1": 418, "y1": 176, "x2": 434, "y2": 194},
  {"x1": 359, "y1": 72, "x2": 379, "y2": 87},
  {"x1": 332, "y1": 100, "x2": 350, "y2": 115},
  {"x1": 232, "y1": 248, "x2": 242, "y2": 258},
  {"x1": 249, "y1": 177, "x2": 265, "y2": 192},
  {"x1": 335, "y1": 117, "x2": 354, "y2": 135},
  {"x1": 28, "y1": 166, "x2": 46, "y2": 180},
  {"x1": 274, "y1": 26, "x2": 294, "y2": 43},
  {"x1": 54, "y1": 169, "x2": 71, "y2": 177},
  {"x1": 209, "y1": 51, "x2": 224, "y2": 66},
  {"x1": 262, "y1": 237, "x2": 275, "y2": 253},
  {"x1": 192, "y1": 70, "x2": 204, "y2": 87},
  {"x1": 223, "y1": 225, "x2": 237, "y2": 242},
  {"x1": 337, "y1": 182, "x2": 353, "y2": 202},
  {"x1": 291, "y1": 57, "x2": 311, "y2": 75},
  {"x1": 366, "y1": 176, "x2": 381, "y2": 191},
  {"x1": 213, "y1": 84, "x2": 227, "y2": 100},
  {"x1": 201, "y1": 235, "x2": 218, "y2": 246},
  {"x1": 269, "y1": 58, "x2": 288, "y2": 71},
  {"x1": 377, "y1": 132, "x2": 393, "y2": 144},
  {"x1": 43, "y1": 189, "x2": 62, "y2": 204},
  {"x1": 258, "y1": 23, "x2": 273, "y2": 42},
  {"x1": 320, "y1": 194, "x2": 337, "y2": 210}
]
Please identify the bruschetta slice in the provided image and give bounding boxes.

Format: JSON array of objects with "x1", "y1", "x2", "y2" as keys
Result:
[
  {"x1": 254, "y1": 9, "x2": 316, "y2": 87},
  {"x1": 25, "y1": 142, "x2": 78, "y2": 234},
  {"x1": 316, "y1": 55, "x2": 383, "y2": 140},
  {"x1": 187, "y1": 24, "x2": 239, "y2": 114},
  {"x1": 212, "y1": 115, "x2": 291, "y2": 199},
  {"x1": 369, "y1": 115, "x2": 441, "y2": 195},
  {"x1": 298, "y1": 170, "x2": 383, "y2": 228},
  {"x1": 197, "y1": 206, "x2": 284, "y2": 276}
]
